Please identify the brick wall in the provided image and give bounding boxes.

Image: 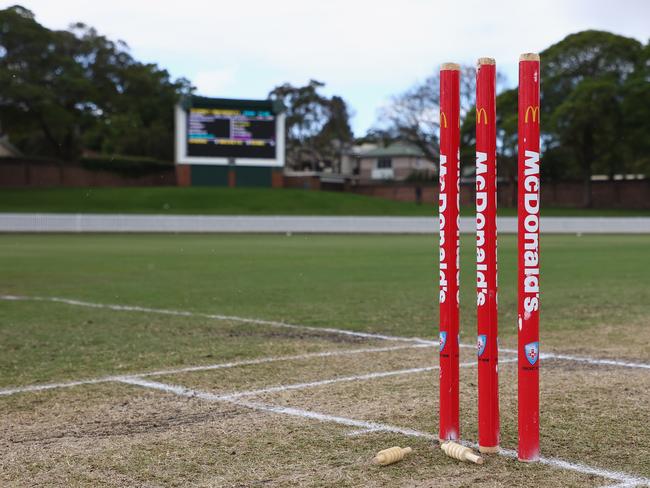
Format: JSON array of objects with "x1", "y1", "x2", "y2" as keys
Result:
[
  {"x1": 283, "y1": 175, "x2": 321, "y2": 190},
  {"x1": 0, "y1": 159, "x2": 176, "y2": 188},
  {"x1": 352, "y1": 180, "x2": 650, "y2": 209}
]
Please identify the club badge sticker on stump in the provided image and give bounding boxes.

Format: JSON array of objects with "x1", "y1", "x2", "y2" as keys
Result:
[{"x1": 477, "y1": 334, "x2": 487, "y2": 357}]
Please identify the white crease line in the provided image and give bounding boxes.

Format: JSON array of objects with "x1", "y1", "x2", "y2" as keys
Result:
[
  {"x1": 345, "y1": 428, "x2": 383, "y2": 437},
  {"x1": 219, "y1": 366, "x2": 437, "y2": 399},
  {"x1": 539, "y1": 353, "x2": 650, "y2": 370},
  {"x1": 138, "y1": 344, "x2": 431, "y2": 377},
  {"x1": 118, "y1": 377, "x2": 432, "y2": 439},
  {"x1": 600, "y1": 483, "x2": 640, "y2": 488},
  {"x1": 218, "y1": 359, "x2": 519, "y2": 400},
  {"x1": 0, "y1": 377, "x2": 125, "y2": 397},
  {"x1": 2, "y1": 294, "x2": 649, "y2": 371},
  {"x1": 120, "y1": 377, "x2": 650, "y2": 486},
  {"x1": 0, "y1": 344, "x2": 428, "y2": 397},
  {"x1": 0, "y1": 295, "x2": 436, "y2": 345},
  {"x1": 3, "y1": 294, "x2": 648, "y2": 483}
]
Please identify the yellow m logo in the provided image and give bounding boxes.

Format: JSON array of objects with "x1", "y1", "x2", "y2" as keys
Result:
[
  {"x1": 525, "y1": 105, "x2": 539, "y2": 123},
  {"x1": 476, "y1": 107, "x2": 488, "y2": 125},
  {"x1": 440, "y1": 111, "x2": 447, "y2": 129}
]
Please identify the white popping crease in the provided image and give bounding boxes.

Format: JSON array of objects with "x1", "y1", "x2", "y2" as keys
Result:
[
  {"x1": 0, "y1": 343, "x2": 430, "y2": 396},
  {"x1": 119, "y1": 377, "x2": 650, "y2": 487},
  {"x1": 0, "y1": 294, "x2": 647, "y2": 398},
  {"x1": 2, "y1": 294, "x2": 647, "y2": 368}
]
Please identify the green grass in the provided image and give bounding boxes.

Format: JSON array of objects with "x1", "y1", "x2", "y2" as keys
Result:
[
  {"x1": 1, "y1": 187, "x2": 648, "y2": 216},
  {"x1": 1, "y1": 233, "x2": 649, "y2": 487},
  {"x1": 1, "y1": 233, "x2": 649, "y2": 386}
]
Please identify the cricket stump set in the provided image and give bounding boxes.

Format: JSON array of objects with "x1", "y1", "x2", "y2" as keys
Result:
[{"x1": 438, "y1": 53, "x2": 541, "y2": 462}]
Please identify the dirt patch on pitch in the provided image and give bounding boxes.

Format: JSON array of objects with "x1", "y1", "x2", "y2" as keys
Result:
[
  {"x1": 0, "y1": 379, "x2": 610, "y2": 487},
  {"x1": 543, "y1": 319, "x2": 650, "y2": 361},
  {"x1": 1, "y1": 341, "x2": 646, "y2": 486},
  {"x1": 153, "y1": 344, "x2": 486, "y2": 399},
  {"x1": 260, "y1": 358, "x2": 649, "y2": 480},
  {"x1": 0, "y1": 383, "x2": 255, "y2": 486}
]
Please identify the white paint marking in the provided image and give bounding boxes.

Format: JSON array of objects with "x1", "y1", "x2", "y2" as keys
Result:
[
  {"x1": 0, "y1": 295, "x2": 436, "y2": 345},
  {"x1": 539, "y1": 353, "x2": 650, "y2": 370},
  {"x1": 600, "y1": 483, "x2": 641, "y2": 488},
  {"x1": 220, "y1": 366, "x2": 437, "y2": 399},
  {"x1": 218, "y1": 359, "x2": 518, "y2": 400},
  {"x1": 345, "y1": 428, "x2": 383, "y2": 437},
  {"x1": 120, "y1": 378, "x2": 650, "y2": 486},
  {"x1": 0, "y1": 377, "x2": 125, "y2": 396},
  {"x1": 139, "y1": 344, "x2": 430, "y2": 378},
  {"x1": 4, "y1": 294, "x2": 647, "y2": 370},
  {"x1": 3, "y1": 295, "x2": 648, "y2": 483},
  {"x1": 118, "y1": 377, "x2": 432, "y2": 439},
  {"x1": 0, "y1": 294, "x2": 647, "y2": 398},
  {"x1": 0, "y1": 344, "x2": 429, "y2": 397}
]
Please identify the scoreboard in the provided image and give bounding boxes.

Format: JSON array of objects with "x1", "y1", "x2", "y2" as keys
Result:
[
  {"x1": 187, "y1": 107, "x2": 276, "y2": 159},
  {"x1": 176, "y1": 97, "x2": 285, "y2": 167}
]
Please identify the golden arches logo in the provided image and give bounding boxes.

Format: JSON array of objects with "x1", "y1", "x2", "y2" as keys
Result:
[
  {"x1": 476, "y1": 107, "x2": 488, "y2": 125},
  {"x1": 440, "y1": 111, "x2": 448, "y2": 129},
  {"x1": 525, "y1": 105, "x2": 539, "y2": 123}
]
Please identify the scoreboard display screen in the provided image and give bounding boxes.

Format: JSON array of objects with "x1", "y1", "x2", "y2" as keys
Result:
[{"x1": 187, "y1": 106, "x2": 276, "y2": 159}]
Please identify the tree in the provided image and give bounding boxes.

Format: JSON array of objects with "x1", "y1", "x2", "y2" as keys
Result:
[
  {"x1": 0, "y1": 6, "x2": 91, "y2": 160},
  {"x1": 541, "y1": 30, "x2": 644, "y2": 206},
  {"x1": 269, "y1": 80, "x2": 353, "y2": 171},
  {"x1": 0, "y1": 5, "x2": 192, "y2": 161},
  {"x1": 374, "y1": 64, "x2": 505, "y2": 169},
  {"x1": 465, "y1": 31, "x2": 648, "y2": 208},
  {"x1": 460, "y1": 85, "x2": 519, "y2": 206},
  {"x1": 619, "y1": 41, "x2": 650, "y2": 177},
  {"x1": 551, "y1": 79, "x2": 622, "y2": 205},
  {"x1": 314, "y1": 95, "x2": 354, "y2": 173}
]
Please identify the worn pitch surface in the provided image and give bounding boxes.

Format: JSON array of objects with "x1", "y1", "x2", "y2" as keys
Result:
[{"x1": 1, "y1": 234, "x2": 649, "y2": 486}]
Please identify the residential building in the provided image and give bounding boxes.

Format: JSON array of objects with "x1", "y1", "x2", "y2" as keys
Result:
[{"x1": 357, "y1": 142, "x2": 435, "y2": 182}]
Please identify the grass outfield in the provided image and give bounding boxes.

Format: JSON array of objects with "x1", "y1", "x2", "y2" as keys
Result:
[
  {"x1": 1, "y1": 234, "x2": 649, "y2": 486},
  {"x1": 1, "y1": 187, "x2": 649, "y2": 216},
  {"x1": 1, "y1": 233, "x2": 649, "y2": 383}
]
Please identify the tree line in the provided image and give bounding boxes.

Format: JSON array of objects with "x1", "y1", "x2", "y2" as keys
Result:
[
  {"x1": 1, "y1": 5, "x2": 648, "y2": 205},
  {"x1": 0, "y1": 5, "x2": 192, "y2": 162},
  {"x1": 375, "y1": 30, "x2": 650, "y2": 206}
]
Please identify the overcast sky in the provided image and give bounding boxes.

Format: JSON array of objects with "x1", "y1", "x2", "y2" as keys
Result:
[{"x1": 8, "y1": 0, "x2": 650, "y2": 135}]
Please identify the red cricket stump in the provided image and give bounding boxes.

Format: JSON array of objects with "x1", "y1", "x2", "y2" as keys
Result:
[
  {"x1": 439, "y1": 62, "x2": 461, "y2": 442},
  {"x1": 517, "y1": 53, "x2": 541, "y2": 462},
  {"x1": 476, "y1": 58, "x2": 499, "y2": 454}
]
